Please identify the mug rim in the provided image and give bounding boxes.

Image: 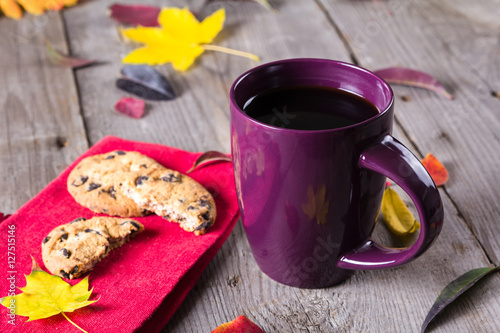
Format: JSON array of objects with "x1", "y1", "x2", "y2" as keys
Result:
[{"x1": 229, "y1": 58, "x2": 395, "y2": 133}]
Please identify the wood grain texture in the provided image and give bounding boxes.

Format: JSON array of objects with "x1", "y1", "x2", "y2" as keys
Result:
[
  {"x1": 317, "y1": 0, "x2": 500, "y2": 264},
  {"x1": 1, "y1": 0, "x2": 499, "y2": 332},
  {"x1": 0, "y1": 12, "x2": 87, "y2": 214},
  {"x1": 429, "y1": 0, "x2": 500, "y2": 92},
  {"x1": 164, "y1": 1, "x2": 500, "y2": 332},
  {"x1": 164, "y1": 126, "x2": 500, "y2": 333},
  {"x1": 62, "y1": 0, "x2": 351, "y2": 152}
]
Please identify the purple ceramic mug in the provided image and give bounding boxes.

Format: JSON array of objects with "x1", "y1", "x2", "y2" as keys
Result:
[{"x1": 230, "y1": 58, "x2": 444, "y2": 288}]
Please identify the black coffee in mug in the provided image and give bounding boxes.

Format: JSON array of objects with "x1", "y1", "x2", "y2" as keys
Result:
[{"x1": 243, "y1": 85, "x2": 379, "y2": 130}]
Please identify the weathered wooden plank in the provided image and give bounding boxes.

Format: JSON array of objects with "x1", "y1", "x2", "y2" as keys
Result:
[
  {"x1": 164, "y1": 1, "x2": 500, "y2": 332},
  {"x1": 165, "y1": 126, "x2": 500, "y2": 333},
  {"x1": 62, "y1": 0, "x2": 351, "y2": 153},
  {"x1": 0, "y1": 12, "x2": 87, "y2": 214},
  {"x1": 423, "y1": 0, "x2": 500, "y2": 93},
  {"x1": 317, "y1": 0, "x2": 500, "y2": 262},
  {"x1": 60, "y1": 0, "x2": 500, "y2": 332}
]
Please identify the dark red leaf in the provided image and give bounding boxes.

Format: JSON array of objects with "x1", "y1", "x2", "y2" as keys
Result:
[
  {"x1": 45, "y1": 40, "x2": 97, "y2": 69},
  {"x1": 186, "y1": 151, "x2": 232, "y2": 174},
  {"x1": 374, "y1": 67, "x2": 453, "y2": 100},
  {"x1": 108, "y1": 4, "x2": 160, "y2": 27},
  {"x1": 114, "y1": 97, "x2": 145, "y2": 119},
  {"x1": 212, "y1": 315, "x2": 265, "y2": 333},
  {"x1": 0, "y1": 212, "x2": 11, "y2": 223}
]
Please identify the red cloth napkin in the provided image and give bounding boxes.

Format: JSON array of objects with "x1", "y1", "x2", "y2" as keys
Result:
[{"x1": 0, "y1": 136, "x2": 240, "y2": 333}]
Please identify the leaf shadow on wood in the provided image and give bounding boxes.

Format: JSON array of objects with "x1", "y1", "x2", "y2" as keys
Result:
[{"x1": 142, "y1": 101, "x2": 152, "y2": 118}]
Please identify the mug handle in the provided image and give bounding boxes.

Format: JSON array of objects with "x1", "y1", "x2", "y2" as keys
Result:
[{"x1": 337, "y1": 135, "x2": 444, "y2": 270}]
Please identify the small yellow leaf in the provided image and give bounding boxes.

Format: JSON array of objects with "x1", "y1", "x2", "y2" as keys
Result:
[
  {"x1": 1, "y1": 257, "x2": 96, "y2": 330},
  {"x1": 381, "y1": 187, "x2": 420, "y2": 236}
]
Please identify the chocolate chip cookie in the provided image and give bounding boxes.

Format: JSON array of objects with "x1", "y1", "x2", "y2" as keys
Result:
[
  {"x1": 42, "y1": 216, "x2": 144, "y2": 279},
  {"x1": 122, "y1": 168, "x2": 216, "y2": 235},
  {"x1": 67, "y1": 150, "x2": 162, "y2": 217}
]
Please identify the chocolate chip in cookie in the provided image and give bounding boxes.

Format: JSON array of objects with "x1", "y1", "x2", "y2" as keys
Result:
[
  {"x1": 122, "y1": 168, "x2": 216, "y2": 235},
  {"x1": 67, "y1": 151, "x2": 162, "y2": 217},
  {"x1": 42, "y1": 216, "x2": 144, "y2": 279}
]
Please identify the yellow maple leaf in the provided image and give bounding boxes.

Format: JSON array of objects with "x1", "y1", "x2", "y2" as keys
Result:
[
  {"x1": 381, "y1": 187, "x2": 421, "y2": 236},
  {"x1": 121, "y1": 7, "x2": 259, "y2": 71},
  {"x1": 1, "y1": 257, "x2": 97, "y2": 332},
  {"x1": 0, "y1": 0, "x2": 78, "y2": 19}
]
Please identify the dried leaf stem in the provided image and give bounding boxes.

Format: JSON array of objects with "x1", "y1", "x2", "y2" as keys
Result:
[
  {"x1": 61, "y1": 312, "x2": 88, "y2": 333},
  {"x1": 202, "y1": 44, "x2": 260, "y2": 62}
]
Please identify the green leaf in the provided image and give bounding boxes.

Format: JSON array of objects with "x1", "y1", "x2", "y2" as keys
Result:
[
  {"x1": 1, "y1": 257, "x2": 97, "y2": 332},
  {"x1": 421, "y1": 266, "x2": 500, "y2": 332},
  {"x1": 381, "y1": 187, "x2": 420, "y2": 236}
]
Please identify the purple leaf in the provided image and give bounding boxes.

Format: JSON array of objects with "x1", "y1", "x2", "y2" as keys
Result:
[
  {"x1": 117, "y1": 65, "x2": 176, "y2": 101},
  {"x1": 374, "y1": 67, "x2": 453, "y2": 100},
  {"x1": 421, "y1": 266, "x2": 500, "y2": 332},
  {"x1": 186, "y1": 151, "x2": 232, "y2": 174},
  {"x1": 45, "y1": 40, "x2": 97, "y2": 69},
  {"x1": 114, "y1": 97, "x2": 145, "y2": 119},
  {"x1": 108, "y1": 3, "x2": 160, "y2": 27}
]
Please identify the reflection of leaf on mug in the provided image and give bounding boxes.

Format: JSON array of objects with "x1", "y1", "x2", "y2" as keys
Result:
[
  {"x1": 243, "y1": 148, "x2": 265, "y2": 179},
  {"x1": 255, "y1": 149, "x2": 265, "y2": 176},
  {"x1": 231, "y1": 133, "x2": 243, "y2": 208},
  {"x1": 302, "y1": 185, "x2": 330, "y2": 225}
]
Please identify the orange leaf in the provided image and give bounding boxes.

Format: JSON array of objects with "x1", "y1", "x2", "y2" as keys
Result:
[
  {"x1": 16, "y1": 0, "x2": 44, "y2": 15},
  {"x1": 421, "y1": 153, "x2": 449, "y2": 186},
  {"x1": 1, "y1": 0, "x2": 79, "y2": 19},
  {"x1": 212, "y1": 315, "x2": 265, "y2": 333},
  {"x1": 0, "y1": 0, "x2": 23, "y2": 19}
]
